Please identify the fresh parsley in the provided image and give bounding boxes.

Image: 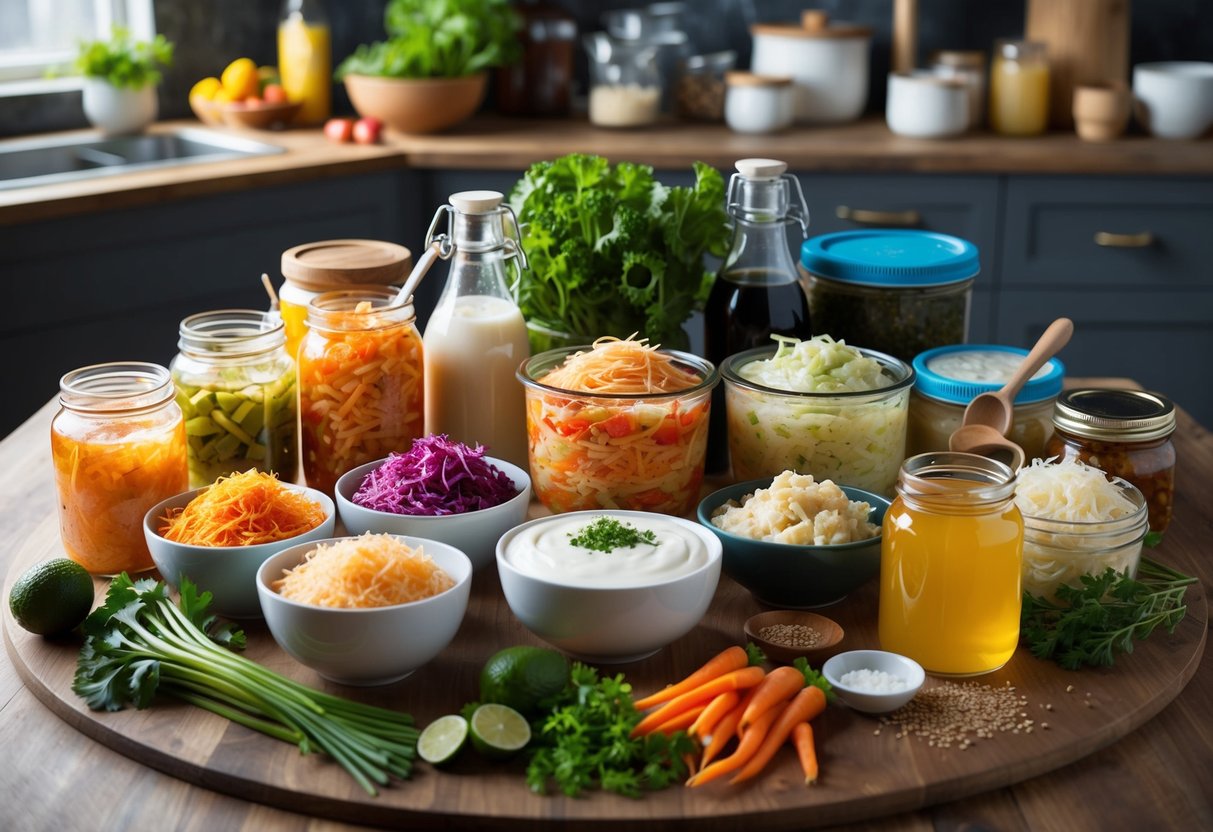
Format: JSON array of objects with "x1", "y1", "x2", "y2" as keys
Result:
[
  {"x1": 568, "y1": 517, "x2": 658, "y2": 553},
  {"x1": 526, "y1": 663, "x2": 694, "y2": 798},
  {"x1": 1020, "y1": 556, "x2": 1196, "y2": 670}
]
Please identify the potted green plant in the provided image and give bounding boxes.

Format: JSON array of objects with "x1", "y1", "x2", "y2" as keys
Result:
[
  {"x1": 335, "y1": 0, "x2": 519, "y2": 134},
  {"x1": 75, "y1": 26, "x2": 174, "y2": 136}
]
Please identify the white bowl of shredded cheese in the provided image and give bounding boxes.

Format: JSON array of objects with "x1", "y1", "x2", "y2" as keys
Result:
[{"x1": 823, "y1": 649, "x2": 925, "y2": 714}]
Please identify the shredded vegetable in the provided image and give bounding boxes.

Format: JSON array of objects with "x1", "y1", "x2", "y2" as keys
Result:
[
  {"x1": 352, "y1": 434, "x2": 519, "y2": 515},
  {"x1": 526, "y1": 337, "x2": 712, "y2": 515},
  {"x1": 274, "y1": 532, "x2": 455, "y2": 608},
  {"x1": 159, "y1": 469, "x2": 326, "y2": 547},
  {"x1": 738, "y1": 335, "x2": 888, "y2": 393}
]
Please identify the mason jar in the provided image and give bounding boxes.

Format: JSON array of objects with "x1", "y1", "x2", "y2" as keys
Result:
[
  {"x1": 298, "y1": 287, "x2": 424, "y2": 494},
  {"x1": 171, "y1": 310, "x2": 298, "y2": 487},
  {"x1": 51, "y1": 362, "x2": 188, "y2": 575}
]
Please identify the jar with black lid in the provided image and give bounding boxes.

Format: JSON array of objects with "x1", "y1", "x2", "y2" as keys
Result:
[{"x1": 1044, "y1": 389, "x2": 1176, "y2": 532}]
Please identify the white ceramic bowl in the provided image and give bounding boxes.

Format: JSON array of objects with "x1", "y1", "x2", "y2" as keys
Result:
[
  {"x1": 256, "y1": 534, "x2": 472, "y2": 686},
  {"x1": 496, "y1": 510, "x2": 723, "y2": 663},
  {"x1": 144, "y1": 484, "x2": 336, "y2": 619},
  {"x1": 823, "y1": 649, "x2": 925, "y2": 714},
  {"x1": 886, "y1": 71, "x2": 969, "y2": 138},
  {"x1": 1133, "y1": 61, "x2": 1213, "y2": 139},
  {"x1": 334, "y1": 456, "x2": 531, "y2": 571}
]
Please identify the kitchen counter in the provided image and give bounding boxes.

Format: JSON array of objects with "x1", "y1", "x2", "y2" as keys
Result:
[
  {"x1": 1, "y1": 382, "x2": 1211, "y2": 831},
  {"x1": 3, "y1": 116, "x2": 1212, "y2": 226}
]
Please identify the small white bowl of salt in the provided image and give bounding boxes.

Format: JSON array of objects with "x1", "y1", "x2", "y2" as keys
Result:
[{"x1": 823, "y1": 650, "x2": 925, "y2": 714}]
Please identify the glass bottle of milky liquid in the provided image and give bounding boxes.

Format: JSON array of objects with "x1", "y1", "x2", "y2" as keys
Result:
[{"x1": 423, "y1": 191, "x2": 530, "y2": 468}]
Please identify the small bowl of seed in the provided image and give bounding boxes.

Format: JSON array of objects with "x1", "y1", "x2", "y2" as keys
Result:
[{"x1": 744, "y1": 610, "x2": 845, "y2": 665}]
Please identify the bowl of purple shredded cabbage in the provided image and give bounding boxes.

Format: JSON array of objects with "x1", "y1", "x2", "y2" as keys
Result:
[{"x1": 335, "y1": 435, "x2": 531, "y2": 570}]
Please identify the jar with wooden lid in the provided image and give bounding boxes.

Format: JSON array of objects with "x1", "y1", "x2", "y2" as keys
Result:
[
  {"x1": 724, "y1": 72, "x2": 794, "y2": 133},
  {"x1": 171, "y1": 310, "x2": 298, "y2": 487},
  {"x1": 298, "y1": 287, "x2": 424, "y2": 494},
  {"x1": 51, "y1": 362, "x2": 188, "y2": 575},
  {"x1": 279, "y1": 239, "x2": 412, "y2": 358},
  {"x1": 1045, "y1": 389, "x2": 1176, "y2": 533},
  {"x1": 929, "y1": 50, "x2": 986, "y2": 128}
]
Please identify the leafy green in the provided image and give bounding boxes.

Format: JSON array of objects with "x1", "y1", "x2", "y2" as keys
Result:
[
  {"x1": 509, "y1": 154, "x2": 730, "y2": 351},
  {"x1": 1020, "y1": 556, "x2": 1196, "y2": 670},
  {"x1": 73, "y1": 26, "x2": 173, "y2": 89},
  {"x1": 568, "y1": 517, "x2": 657, "y2": 553},
  {"x1": 792, "y1": 657, "x2": 836, "y2": 704},
  {"x1": 526, "y1": 663, "x2": 694, "y2": 798},
  {"x1": 73, "y1": 574, "x2": 418, "y2": 796},
  {"x1": 336, "y1": 0, "x2": 519, "y2": 80}
]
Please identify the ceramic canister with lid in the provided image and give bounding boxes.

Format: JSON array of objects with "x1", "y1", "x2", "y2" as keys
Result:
[
  {"x1": 724, "y1": 71, "x2": 794, "y2": 133},
  {"x1": 908, "y1": 344, "x2": 1065, "y2": 461},
  {"x1": 800, "y1": 229, "x2": 979, "y2": 363}
]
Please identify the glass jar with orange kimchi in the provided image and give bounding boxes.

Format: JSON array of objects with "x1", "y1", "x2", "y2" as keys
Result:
[
  {"x1": 51, "y1": 362, "x2": 189, "y2": 575},
  {"x1": 299, "y1": 287, "x2": 424, "y2": 494},
  {"x1": 517, "y1": 338, "x2": 718, "y2": 516}
]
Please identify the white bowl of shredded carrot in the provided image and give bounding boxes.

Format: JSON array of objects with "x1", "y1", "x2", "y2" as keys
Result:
[
  {"x1": 143, "y1": 471, "x2": 336, "y2": 619},
  {"x1": 256, "y1": 532, "x2": 472, "y2": 686}
]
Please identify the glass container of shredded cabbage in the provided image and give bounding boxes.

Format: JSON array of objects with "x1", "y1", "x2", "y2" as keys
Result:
[{"x1": 721, "y1": 335, "x2": 913, "y2": 496}]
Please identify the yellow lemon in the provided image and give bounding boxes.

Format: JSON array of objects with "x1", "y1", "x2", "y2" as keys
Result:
[
  {"x1": 221, "y1": 58, "x2": 259, "y2": 100},
  {"x1": 190, "y1": 77, "x2": 223, "y2": 101},
  {"x1": 211, "y1": 88, "x2": 236, "y2": 105}
]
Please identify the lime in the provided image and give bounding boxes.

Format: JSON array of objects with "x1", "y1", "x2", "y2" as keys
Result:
[
  {"x1": 417, "y1": 714, "x2": 469, "y2": 766},
  {"x1": 479, "y1": 646, "x2": 569, "y2": 715},
  {"x1": 8, "y1": 558, "x2": 94, "y2": 636},
  {"x1": 468, "y1": 703, "x2": 531, "y2": 759}
]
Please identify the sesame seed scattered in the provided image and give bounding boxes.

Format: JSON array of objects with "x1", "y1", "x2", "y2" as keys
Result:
[
  {"x1": 1042, "y1": 722, "x2": 1050, "y2": 729},
  {"x1": 1046, "y1": 704, "x2": 1053, "y2": 711},
  {"x1": 1066, "y1": 685, "x2": 1075, "y2": 693},
  {"x1": 873, "y1": 729, "x2": 881, "y2": 736},
  {"x1": 876, "y1": 680, "x2": 1032, "y2": 750}
]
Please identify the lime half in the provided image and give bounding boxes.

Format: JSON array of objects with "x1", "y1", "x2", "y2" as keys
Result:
[
  {"x1": 469, "y1": 703, "x2": 531, "y2": 759},
  {"x1": 417, "y1": 715, "x2": 469, "y2": 766}
]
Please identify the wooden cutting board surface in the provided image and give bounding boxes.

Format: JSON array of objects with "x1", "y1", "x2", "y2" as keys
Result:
[{"x1": 4, "y1": 508, "x2": 1206, "y2": 830}]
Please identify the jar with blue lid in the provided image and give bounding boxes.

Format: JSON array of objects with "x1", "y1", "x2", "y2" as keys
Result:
[
  {"x1": 907, "y1": 344, "x2": 1065, "y2": 461},
  {"x1": 800, "y1": 229, "x2": 979, "y2": 362}
]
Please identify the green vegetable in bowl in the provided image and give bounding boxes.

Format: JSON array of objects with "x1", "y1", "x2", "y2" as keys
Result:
[
  {"x1": 73, "y1": 26, "x2": 173, "y2": 89},
  {"x1": 509, "y1": 154, "x2": 731, "y2": 351}
]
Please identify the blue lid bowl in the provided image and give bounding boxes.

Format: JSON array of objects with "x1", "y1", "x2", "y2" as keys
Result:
[
  {"x1": 913, "y1": 344, "x2": 1065, "y2": 406},
  {"x1": 802, "y1": 229, "x2": 979, "y2": 287}
]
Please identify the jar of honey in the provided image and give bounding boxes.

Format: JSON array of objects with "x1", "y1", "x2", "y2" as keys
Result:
[
  {"x1": 989, "y1": 39, "x2": 1050, "y2": 136},
  {"x1": 298, "y1": 287, "x2": 424, "y2": 494},
  {"x1": 1045, "y1": 388, "x2": 1176, "y2": 533},
  {"x1": 879, "y1": 452, "x2": 1023, "y2": 676},
  {"x1": 51, "y1": 362, "x2": 188, "y2": 575}
]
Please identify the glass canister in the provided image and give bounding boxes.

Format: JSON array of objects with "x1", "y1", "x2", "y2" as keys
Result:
[
  {"x1": 929, "y1": 50, "x2": 986, "y2": 129},
  {"x1": 1045, "y1": 389, "x2": 1177, "y2": 533},
  {"x1": 801, "y1": 229, "x2": 979, "y2": 364},
  {"x1": 989, "y1": 39, "x2": 1050, "y2": 136},
  {"x1": 51, "y1": 362, "x2": 188, "y2": 575},
  {"x1": 584, "y1": 32, "x2": 661, "y2": 127},
  {"x1": 171, "y1": 310, "x2": 298, "y2": 487},
  {"x1": 298, "y1": 287, "x2": 424, "y2": 494},
  {"x1": 879, "y1": 452, "x2": 1023, "y2": 676},
  {"x1": 495, "y1": 0, "x2": 577, "y2": 116},
  {"x1": 677, "y1": 51, "x2": 735, "y2": 121},
  {"x1": 278, "y1": 0, "x2": 331, "y2": 125},
  {"x1": 908, "y1": 344, "x2": 1065, "y2": 461},
  {"x1": 279, "y1": 239, "x2": 412, "y2": 359}
]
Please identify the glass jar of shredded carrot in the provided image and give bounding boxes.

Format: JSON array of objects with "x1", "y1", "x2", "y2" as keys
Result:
[
  {"x1": 51, "y1": 362, "x2": 189, "y2": 575},
  {"x1": 299, "y1": 288, "x2": 424, "y2": 494}
]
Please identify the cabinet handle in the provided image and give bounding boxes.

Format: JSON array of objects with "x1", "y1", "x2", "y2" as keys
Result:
[
  {"x1": 1094, "y1": 231, "x2": 1154, "y2": 248},
  {"x1": 835, "y1": 206, "x2": 921, "y2": 227}
]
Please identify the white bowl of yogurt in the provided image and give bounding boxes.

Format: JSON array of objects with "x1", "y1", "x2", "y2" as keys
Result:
[{"x1": 496, "y1": 510, "x2": 723, "y2": 663}]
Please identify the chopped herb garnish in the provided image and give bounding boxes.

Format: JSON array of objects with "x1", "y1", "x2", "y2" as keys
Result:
[{"x1": 568, "y1": 517, "x2": 657, "y2": 553}]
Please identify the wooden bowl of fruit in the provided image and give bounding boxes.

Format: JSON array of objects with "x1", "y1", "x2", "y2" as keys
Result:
[{"x1": 221, "y1": 99, "x2": 303, "y2": 130}]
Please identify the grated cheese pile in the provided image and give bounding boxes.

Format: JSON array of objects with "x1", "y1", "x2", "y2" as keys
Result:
[
  {"x1": 273, "y1": 532, "x2": 455, "y2": 609},
  {"x1": 710, "y1": 470, "x2": 879, "y2": 545}
]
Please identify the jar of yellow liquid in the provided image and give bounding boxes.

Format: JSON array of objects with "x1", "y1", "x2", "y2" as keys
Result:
[
  {"x1": 989, "y1": 39, "x2": 1049, "y2": 136},
  {"x1": 879, "y1": 452, "x2": 1023, "y2": 676},
  {"x1": 278, "y1": 0, "x2": 331, "y2": 125}
]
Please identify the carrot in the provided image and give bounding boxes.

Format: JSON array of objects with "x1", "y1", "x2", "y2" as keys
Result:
[
  {"x1": 792, "y1": 722, "x2": 818, "y2": 785},
  {"x1": 738, "y1": 665, "x2": 804, "y2": 732},
  {"x1": 649, "y1": 704, "x2": 707, "y2": 736},
  {"x1": 688, "y1": 691, "x2": 740, "y2": 740},
  {"x1": 729, "y1": 686, "x2": 828, "y2": 784},
  {"x1": 701, "y1": 689, "x2": 757, "y2": 767},
  {"x1": 687, "y1": 706, "x2": 780, "y2": 787},
  {"x1": 631, "y1": 666, "x2": 765, "y2": 737},
  {"x1": 633, "y1": 645, "x2": 752, "y2": 711},
  {"x1": 159, "y1": 470, "x2": 326, "y2": 547}
]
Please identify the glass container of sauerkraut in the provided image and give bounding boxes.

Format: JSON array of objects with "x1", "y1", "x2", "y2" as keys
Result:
[{"x1": 722, "y1": 336, "x2": 914, "y2": 496}]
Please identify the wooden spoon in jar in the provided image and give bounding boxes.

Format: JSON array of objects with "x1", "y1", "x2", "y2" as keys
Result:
[{"x1": 948, "y1": 317, "x2": 1074, "y2": 470}]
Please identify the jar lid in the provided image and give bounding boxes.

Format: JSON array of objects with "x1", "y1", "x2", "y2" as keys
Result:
[
  {"x1": 801, "y1": 229, "x2": 980, "y2": 287},
  {"x1": 930, "y1": 50, "x2": 986, "y2": 69},
  {"x1": 913, "y1": 345, "x2": 1064, "y2": 405},
  {"x1": 725, "y1": 71, "x2": 793, "y2": 87},
  {"x1": 751, "y1": 10, "x2": 871, "y2": 39},
  {"x1": 735, "y1": 158, "x2": 788, "y2": 179},
  {"x1": 281, "y1": 239, "x2": 412, "y2": 292},
  {"x1": 1053, "y1": 389, "x2": 1176, "y2": 442}
]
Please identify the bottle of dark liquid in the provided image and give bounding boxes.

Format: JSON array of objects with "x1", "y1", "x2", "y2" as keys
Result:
[{"x1": 704, "y1": 159, "x2": 812, "y2": 474}]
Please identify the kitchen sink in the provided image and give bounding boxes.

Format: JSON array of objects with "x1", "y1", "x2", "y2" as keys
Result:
[{"x1": 0, "y1": 128, "x2": 284, "y2": 191}]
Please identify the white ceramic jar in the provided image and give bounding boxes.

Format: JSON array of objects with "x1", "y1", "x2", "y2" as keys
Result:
[
  {"x1": 81, "y1": 79, "x2": 158, "y2": 136},
  {"x1": 1132, "y1": 61, "x2": 1213, "y2": 140},
  {"x1": 724, "y1": 72, "x2": 794, "y2": 134},
  {"x1": 750, "y1": 11, "x2": 871, "y2": 124},
  {"x1": 886, "y1": 72, "x2": 969, "y2": 139}
]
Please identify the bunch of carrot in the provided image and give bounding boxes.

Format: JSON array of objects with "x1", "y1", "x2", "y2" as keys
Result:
[{"x1": 630, "y1": 645, "x2": 833, "y2": 787}]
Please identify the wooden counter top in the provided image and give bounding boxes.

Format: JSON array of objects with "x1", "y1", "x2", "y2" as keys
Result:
[{"x1": 2, "y1": 116, "x2": 1211, "y2": 227}]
